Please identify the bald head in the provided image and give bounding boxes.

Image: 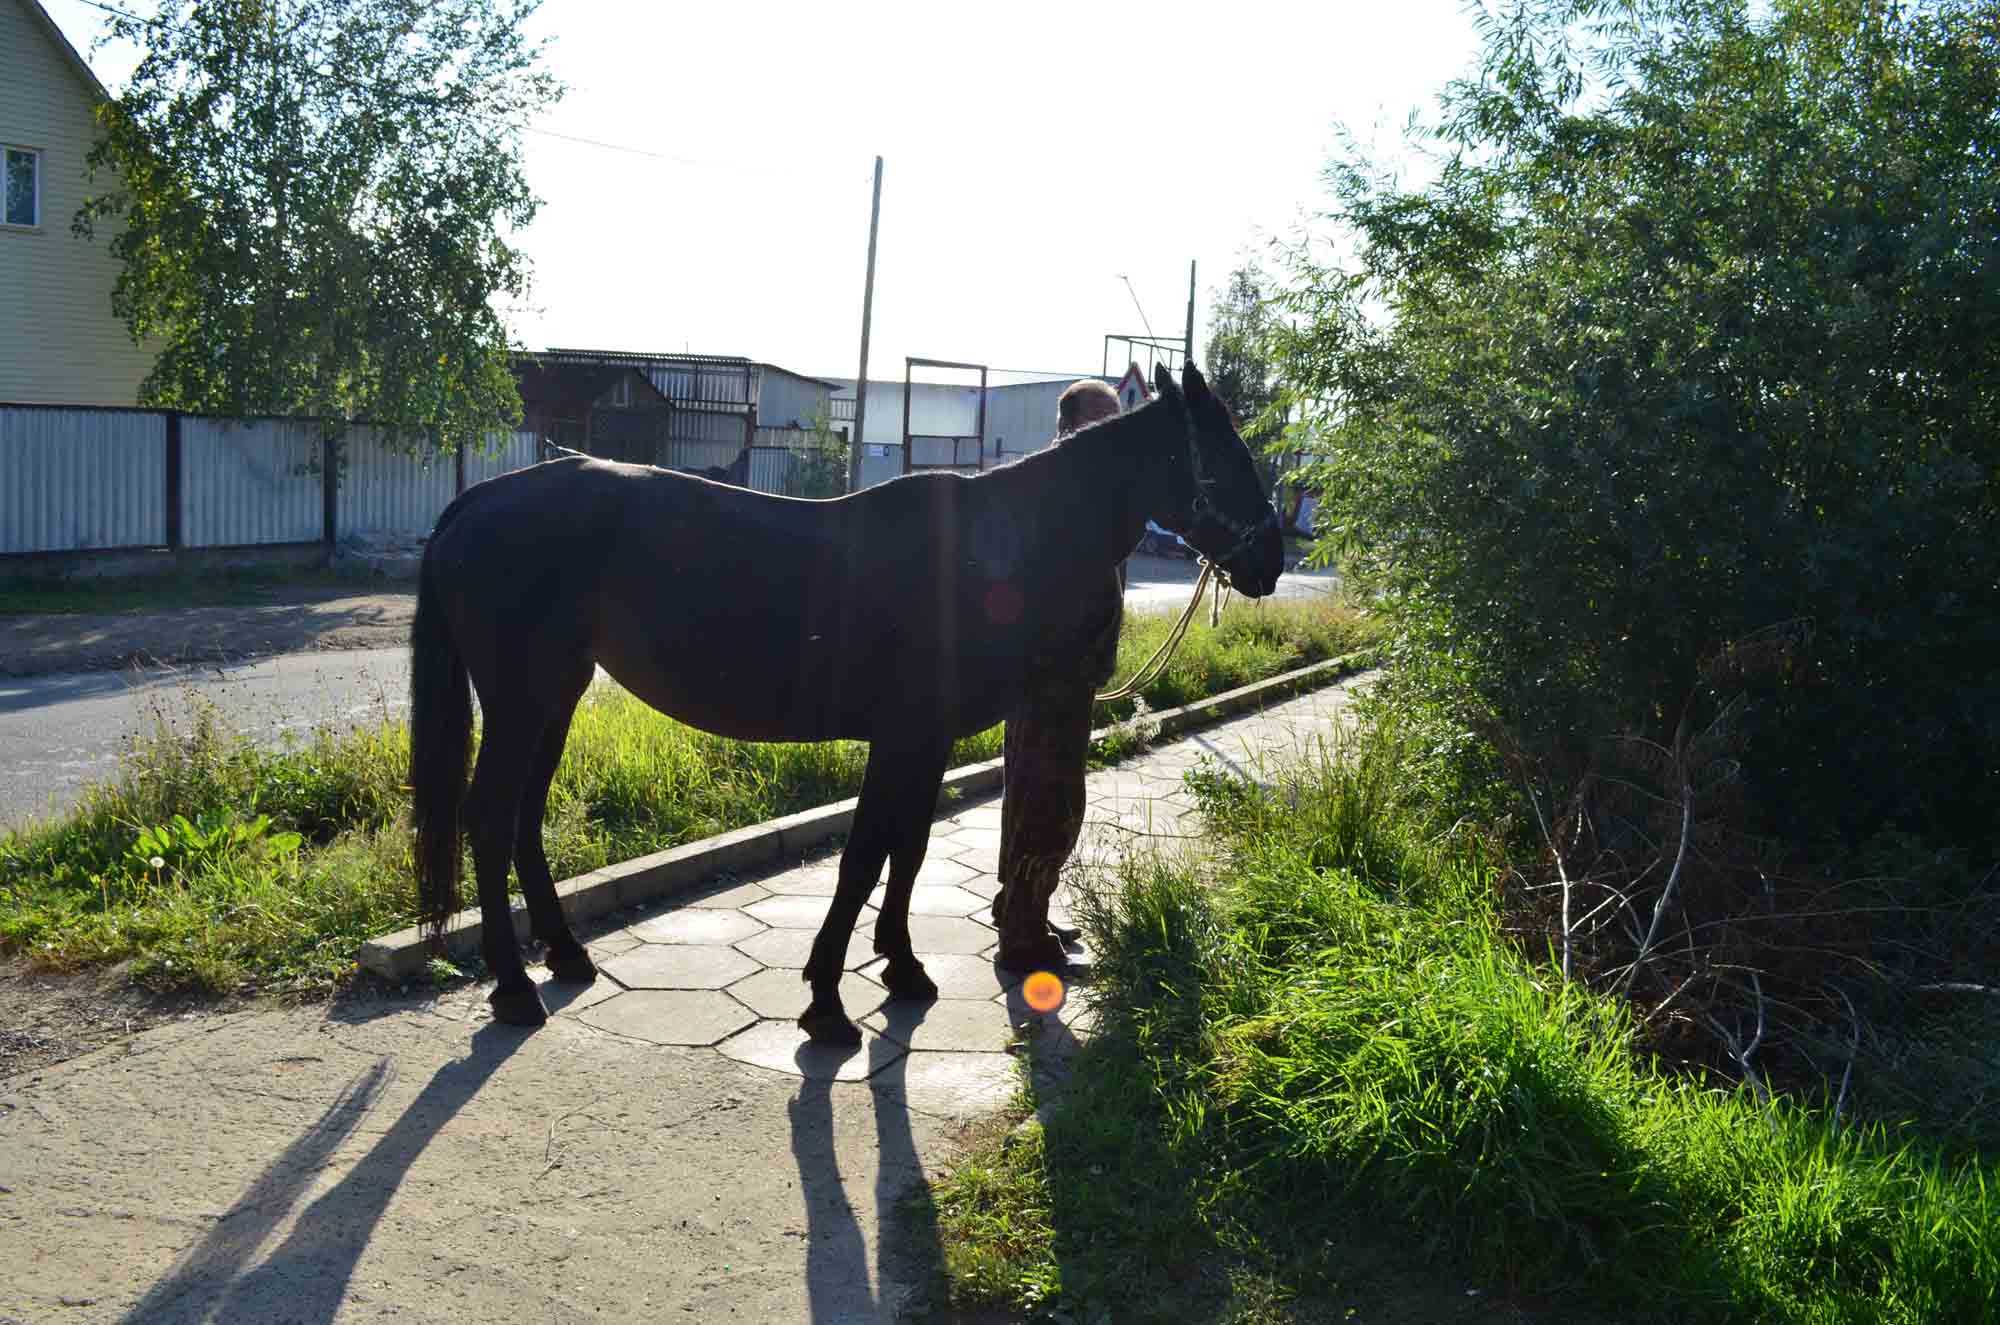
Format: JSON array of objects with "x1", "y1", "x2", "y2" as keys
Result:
[{"x1": 1056, "y1": 379, "x2": 1121, "y2": 437}]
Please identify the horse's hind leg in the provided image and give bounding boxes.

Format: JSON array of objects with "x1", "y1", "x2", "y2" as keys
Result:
[
  {"x1": 873, "y1": 754, "x2": 950, "y2": 1003},
  {"x1": 464, "y1": 710, "x2": 546, "y2": 1026},
  {"x1": 799, "y1": 741, "x2": 947, "y2": 1044},
  {"x1": 515, "y1": 679, "x2": 594, "y2": 985}
]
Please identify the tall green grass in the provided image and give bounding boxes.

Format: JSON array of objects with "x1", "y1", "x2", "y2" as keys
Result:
[
  {"x1": 932, "y1": 723, "x2": 2000, "y2": 1322},
  {"x1": 0, "y1": 596, "x2": 1376, "y2": 996}
]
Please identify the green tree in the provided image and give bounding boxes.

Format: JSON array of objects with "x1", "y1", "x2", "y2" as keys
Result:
[
  {"x1": 1273, "y1": 0, "x2": 2000, "y2": 851},
  {"x1": 75, "y1": 0, "x2": 560, "y2": 451},
  {"x1": 1205, "y1": 264, "x2": 1282, "y2": 484},
  {"x1": 791, "y1": 405, "x2": 851, "y2": 499}
]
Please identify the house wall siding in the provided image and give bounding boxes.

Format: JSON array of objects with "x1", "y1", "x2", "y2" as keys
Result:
[{"x1": 0, "y1": 0, "x2": 154, "y2": 405}]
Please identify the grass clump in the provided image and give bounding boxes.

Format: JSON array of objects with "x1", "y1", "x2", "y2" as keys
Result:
[
  {"x1": 1, "y1": 595, "x2": 1373, "y2": 998},
  {"x1": 932, "y1": 724, "x2": 2000, "y2": 1323}
]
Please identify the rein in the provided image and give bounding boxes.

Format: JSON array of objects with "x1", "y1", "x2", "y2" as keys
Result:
[{"x1": 1094, "y1": 557, "x2": 1231, "y2": 704}]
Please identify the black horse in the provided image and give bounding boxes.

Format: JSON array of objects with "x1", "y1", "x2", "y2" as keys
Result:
[{"x1": 409, "y1": 362, "x2": 1282, "y2": 1044}]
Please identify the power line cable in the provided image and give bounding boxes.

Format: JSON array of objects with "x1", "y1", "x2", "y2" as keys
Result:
[{"x1": 1117, "y1": 274, "x2": 1159, "y2": 341}]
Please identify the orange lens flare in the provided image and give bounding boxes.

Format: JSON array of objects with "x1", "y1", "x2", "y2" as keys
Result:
[{"x1": 1021, "y1": 970, "x2": 1066, "y2": 1013}]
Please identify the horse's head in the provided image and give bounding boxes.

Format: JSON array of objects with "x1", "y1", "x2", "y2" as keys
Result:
[{"x1": 1148, "y1": 362, "x2": 1284, "y2": 597}]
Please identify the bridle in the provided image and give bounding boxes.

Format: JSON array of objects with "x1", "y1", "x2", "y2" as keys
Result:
[
  {"x1": 1176, "y1": 407, "x2": 1280, "y2": 584},
  {"x1": 1094, "y1": 405, "x2": 1279, "y2": 705}
]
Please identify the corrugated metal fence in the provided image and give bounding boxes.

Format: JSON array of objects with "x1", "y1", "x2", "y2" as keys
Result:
[
  {"x1": 0, "y1": 404, "x2": 538, "y2": 556},
  {"x1": 747, "y1": 425, "x2": 846, "y2": 499},
  {"x1": 0, "y1": 407, "x2": 167, "y2": 552},
  {"x1": 181, "y1": 417, "x2": 324, "y2": 548}
]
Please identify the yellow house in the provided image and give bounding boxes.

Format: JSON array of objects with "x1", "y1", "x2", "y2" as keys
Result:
[{"x1": 1, "y1": 0, "x2": 153, "y2": 405}]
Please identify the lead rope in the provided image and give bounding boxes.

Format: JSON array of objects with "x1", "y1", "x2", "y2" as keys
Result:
[{"x1": 1095, "y1": 560, "x2": 1219, "y2": 704}]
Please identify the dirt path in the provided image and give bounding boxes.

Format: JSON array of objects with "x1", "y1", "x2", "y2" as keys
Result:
[
  {"x1": 0, "y1": 684, "x2": 1361, "y2": 1323},
  {"x1": 0, "y1": 588, "x2": 417, "y2": 678}
]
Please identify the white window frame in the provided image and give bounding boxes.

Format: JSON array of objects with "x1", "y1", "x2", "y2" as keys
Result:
[{"x1": 3, "y1": 144, "x2": 42, "y2": 230}]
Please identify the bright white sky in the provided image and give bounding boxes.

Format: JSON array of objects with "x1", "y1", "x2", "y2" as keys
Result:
[{"x1": 44, "y1": 0, "x2": 1480, "y2": 385}]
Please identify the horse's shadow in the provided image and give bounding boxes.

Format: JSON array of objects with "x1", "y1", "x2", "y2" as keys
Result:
[
  {"x1": 121, "y1": 1020, "x2": 525, "y2": 1324},
  {"x1": 787, "y1": 1004, "x2": 948, "y2": 1323}
]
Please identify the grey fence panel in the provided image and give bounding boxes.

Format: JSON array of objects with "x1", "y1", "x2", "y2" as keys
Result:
[
  {"x1": 338, "y1": 428, "x2": 456, "y2": 538},
  {"x1": 748, "y1": 426, "x2": 846, "y2": 498},
  {"x1": 463, "y1": 430, "x2": 538, "y2": 487},
  {"x1": 642, "y1": 361, "x2": 751, "y2": 409},
  {"x1": 0, "y1": 407, "x2": 166, "y2": 553},
  {"x1": 661, "y1": 439, "x2": 743, "y2": 472},
  {"x1": 669, "y1": 407, "x2": 748, "y2": 448},
  {"x1": 908, "y1": 434, "x2": 981, "y2": 469},
  {"x1": 181, "y1": 417, "x2": 323, "y2": 547},
  {"x1": 745, "y1": 448, "x2": 793, "y2": 496}
]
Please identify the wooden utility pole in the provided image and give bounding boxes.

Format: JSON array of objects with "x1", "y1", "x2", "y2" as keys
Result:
[
  {"x1": 1184, "y1": 259, "x2": 1197, "y2": 370},
  {"x1": 847, "y1": 156, "x2": 884, "y2": 494}
]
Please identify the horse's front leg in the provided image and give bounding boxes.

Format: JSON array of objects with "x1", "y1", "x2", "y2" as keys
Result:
[{"x1": 798, "y1": 741, "x2": 947, "y2": 1044}]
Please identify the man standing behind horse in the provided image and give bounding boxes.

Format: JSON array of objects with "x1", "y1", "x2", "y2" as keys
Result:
[{"x1": 990, "y1": 378, "x2": 1125, "y2": 970}]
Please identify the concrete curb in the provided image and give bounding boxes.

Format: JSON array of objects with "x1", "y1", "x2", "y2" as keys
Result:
[{"x1": 357, "y1": 651, "x2": 1372, "y2": 981}]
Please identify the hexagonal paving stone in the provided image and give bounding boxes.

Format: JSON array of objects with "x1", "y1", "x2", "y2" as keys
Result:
[
  {"x1": 585, "y1": 932, "x2": 644, "y2": 959},
  {"x1": 630, "y1": 908, "x2": 766, "y2": 946},
  {"x1": 537, "y1": 972, "x2": 624, "y2": 1016},
  {"x1": 865, "y1": 997, "x2": 1017, "y2": 1053},
  {"x1": 942, "y1": 826, "x2": 1002, "y2": 853},
  {"x1": 905, "y1": 885, "x2": 989, "y2": 917},
  {"x1": 725, "y1": 967, "x2": 885, "y2": 1021},
  {"x1": 742, "y1": 894, "x2": 846, "y2": 929},
  {"x1": 735, "y1": 920, "x2": 877, "y2": 970},
  {"x1": 904, "y1": 913, "x2": 995, "y2": 955},
  {"x1": 716, "y1": 1020, "x2": 908, "y2": 1081},
  {"x1": 765, "y1": 861, "x2": 842, "y2": 896},
  {"x1": 947, "y1": 802, "x2": 1004, "y2": 831},
  {"x1": 879, "y1": 1050, "x2": 1020, "y2": 1112},
  {"x1": 911, "y1": 856, "x2": 979, "y2": 888},
  {"x1": 952, "y1": 872, "x2": 1003, "y2": 901},
  {"x1": 860, "y1": 952, "x2": 1019, "y2": 1001},
  {"x1": 600, "y1": 943, "x2": 760, "y2": 990},
  {"x1": 684, "y1": 879, "x2": 772, "y2": 909},
  {"x1": 954, "y1": 846, "x2": 1001, "y2": 874},
  {"x1": 577, "y1": 989, "x2": 757, "y2": 1046}
]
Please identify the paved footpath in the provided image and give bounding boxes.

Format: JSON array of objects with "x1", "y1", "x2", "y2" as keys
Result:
[{"x1": 0, "y1": 683, "x2": 1358, "y2": 1325}]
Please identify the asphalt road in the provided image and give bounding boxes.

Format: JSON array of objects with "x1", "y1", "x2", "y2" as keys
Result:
[{"x1": 0, "y1": 559, "x2": 1339, "y2": 832}]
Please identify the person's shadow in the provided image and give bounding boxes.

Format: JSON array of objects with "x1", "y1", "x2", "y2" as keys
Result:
[
  {"x1": 122, "y1": 1020, "x2": 527, "y2": 1324},
  {"x1": 787, "y1": 1002, "x2": 945, "y2": 1323}
]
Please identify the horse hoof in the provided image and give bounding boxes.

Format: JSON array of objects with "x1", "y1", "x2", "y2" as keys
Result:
[
  {"x1": 544, "y1": 942, "x2": 598, "y2": 985},
  {"x1": 881, "y1": 959, "x2": 939, "y2": 1003},
  {"x1": 489, "y1": 984, "x2": 550, "y2": 1027},
  {"x1": 797, "y1": 1003, "x2": 863, "y2": 1047},
  {"x1": 996, "y1": 936, "x2": 1071, "y2": 974}
]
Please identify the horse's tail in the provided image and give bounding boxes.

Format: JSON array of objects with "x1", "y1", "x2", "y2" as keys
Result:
[{"x1": 409, "y1": 548, "x2": 472, "y2": 947}]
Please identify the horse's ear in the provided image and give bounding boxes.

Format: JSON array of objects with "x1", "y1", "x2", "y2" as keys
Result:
[
  {"x1": 1152, "y1": 363, "x2": 1181, "y2": 401},
  {"x1": 1182, "y1": 360, "x2": 1212, "y2": 402}
]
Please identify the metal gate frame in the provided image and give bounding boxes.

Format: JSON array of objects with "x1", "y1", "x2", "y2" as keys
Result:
[
  {"x1": 901, "y1": 356, "x2": 988, "y2": 477},
  {"x1": 1101, "y1": 333, "x2": 1187, "y2": 380}
]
